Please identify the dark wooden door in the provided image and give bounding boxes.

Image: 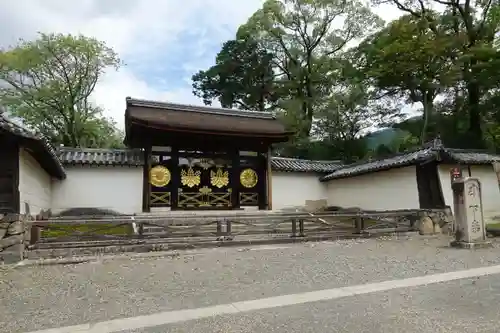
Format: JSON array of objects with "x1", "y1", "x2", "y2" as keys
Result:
[
  {"x1": 0, "y1": 135, "x2": 19, "y2": 214},
  {"x1": 416, "y1": 162, "x2": 445, "y2": 209},
  {"x1": 149, "y1": 153, "x2": 174, "y2": 208},
  {"x1": 177, "y1": 155, "x2": 232, "y2": 209}
]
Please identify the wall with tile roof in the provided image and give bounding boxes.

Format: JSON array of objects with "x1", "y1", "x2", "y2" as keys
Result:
[
  {"x1": 56, "y1": 147, "x2": 343, "y2": 174},
  {"x1": 321, "y1": 145, "x2": 500, "y2": 182},
  {"x1": 51, "y1": 165, "x2": 143, "y2": 215},
  {"x1": 322, "y1": 160, "x2": 500, "y2": 222},
  {"x1": 49, "y1": 164, "x2": 332, "y2": 214},
  {"x1": 0, "y1": 113, "x2": 65, "y2": 179},
  {"x1": 51, "y1": 147, "x2": 342, "y2": 213},
  {"x1": 272, "y1": 172, "x2": 328, "y2": 210},
  {"x1": 18, "y1": 148, "x2": 52, "y2": 215},
  {"x1": 325, "y1": 166, "x2": 420, "y2": 211},
  {"x1": 437, "y1": 164, "x2": 500, "y2": 221}
]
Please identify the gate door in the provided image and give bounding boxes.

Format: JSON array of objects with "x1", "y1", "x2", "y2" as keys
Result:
[{"x1": 178, "y1": 156, "x2": 232, "y2": 209}]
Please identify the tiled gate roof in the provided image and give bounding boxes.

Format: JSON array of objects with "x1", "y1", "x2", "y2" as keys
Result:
[{"x1": 57, "y1": 147, "x2": 342, "y2": 174}]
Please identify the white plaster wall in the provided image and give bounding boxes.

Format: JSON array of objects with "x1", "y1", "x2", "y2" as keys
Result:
[
  {"x1": 437, "y1": 164, "x2": 456, "y2": 216},
  {"x1": 438, "y1": 164, "x2": 500, "y2": 222},
  {"x1": 325, "y1": 166, "x2": 420, "y2": 210},
  {"x1": 18, "y1": 148, "x2": 52, "y2": 215},
  {"x1": 271, "y1": 172, "x2": 327, "y2": 210},
  {"x1": 51, "y1": 166, "x2": 143, "y2": 215}
]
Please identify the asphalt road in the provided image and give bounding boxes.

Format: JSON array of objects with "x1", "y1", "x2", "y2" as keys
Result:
[
  {"x1": 130, "y1": 275, "x2": 500, "y2": 333},
  {"x1": 1, "y1": 235, "x2": 500, "y2": 333}
]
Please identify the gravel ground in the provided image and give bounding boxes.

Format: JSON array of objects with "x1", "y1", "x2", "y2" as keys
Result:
[
  {"x1": 136, "y1": 274, "x2": 500, "y2": 333},
  {"x1": 1, "y1": 235, "x2": 500, "y2": 333}
]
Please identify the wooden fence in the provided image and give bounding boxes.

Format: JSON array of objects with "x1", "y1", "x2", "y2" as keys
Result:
[{"x1": 26, "y1": 209, "x2": 444, "y2": 248}]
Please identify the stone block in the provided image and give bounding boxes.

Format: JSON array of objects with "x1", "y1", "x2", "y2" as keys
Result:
[
  {"x1": 7, "y1": 221, "x2": 24, "y2": 235},
  {"x1": 304, "y1": 200, "x2": 327, "y2": 212},
  {"x1": 0, "y1": 234, "x2": 23, "y2": 250},
  {"x1": 0, "y1": 214, "x2": 28, "y2": 263},
  {"x1": 419, "y1": 216, "x2": 434, "y2": 235},
  {"x1": 1, "y1": 214, "x2": 21, "y2": 223},
  {"x1": 0, "y1": 243, "x2": 24, "y2": 264}
]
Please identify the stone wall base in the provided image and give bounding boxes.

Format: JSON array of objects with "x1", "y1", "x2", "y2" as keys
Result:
[
  {"x1": 417, "y1": 207, "x2": 454, "y2": 235},
  {"x1": 0, "y1": 213, "x2": 29, "y2": 264}
]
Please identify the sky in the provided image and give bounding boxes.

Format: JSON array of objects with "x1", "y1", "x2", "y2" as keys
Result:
[{"x1": 0, "y1": 0, "x2": 403, "y2": 129}]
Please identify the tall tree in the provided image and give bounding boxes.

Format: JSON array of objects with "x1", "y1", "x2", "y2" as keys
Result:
[
  {"x1": 314, "y1": 83, "x2": 389, "y2": 143},
  {"x1": 191, "y1": 38, "x2": 275, "y2": 110},
  {"x1": 380, "y1": 0, "x2": 500, "y2": 147},
  {"x1": 357, "y1": 14, "x2": 457, "y2": 143},
  {"x1": 238, "y1": 0, "x2": 383, "y2": 137},
  {"x1": 0, "y1": 32, "x2": 121, "y2": 147}
]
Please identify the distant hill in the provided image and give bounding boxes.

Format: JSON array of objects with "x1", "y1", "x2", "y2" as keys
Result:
[{"x1": 364, "y1": 127, "x2": 407, "y2": 149}]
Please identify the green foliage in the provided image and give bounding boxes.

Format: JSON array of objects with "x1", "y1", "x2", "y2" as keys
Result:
[
  {"x1": 357, "y1": 14, "x2": 458, "y2": 143},
  {"x1": 383, "y1": 0, "x2": 500, "y2": 148},
  {"x1": 191, "y1": 0, "x2": 500, "y2": 160},
  {"x1": 192, "y1": 38, "x2": 276, "y2": 110},
  {"x1": 238, "y1": 0, "x2": 383, "y2": 137},
  {"x1": 0, "y1": 32, "x2": 122, "y2": 148},
  {"x1": 274, "y1": 136, "x2": 368, "y2": 162}
]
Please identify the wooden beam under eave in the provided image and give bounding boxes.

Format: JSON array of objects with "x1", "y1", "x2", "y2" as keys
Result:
[
  {"x1": 266, "y1": 148, "x2": 272, "y2": 210},
  {"x1": 142, "y1": 147, "x2": 151, "y2": 213}
]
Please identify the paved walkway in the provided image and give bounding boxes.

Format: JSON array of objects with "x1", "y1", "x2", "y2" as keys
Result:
[{"x1": 1, "y1": 236, "x2": 500, "y2": 333}]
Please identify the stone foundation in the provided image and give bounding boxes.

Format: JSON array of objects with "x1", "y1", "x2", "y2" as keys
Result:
[
  {"x1": 417, "y1": 207, "x2": 454, "y2": 235},
  {"x1": 0, "y1": 214, "x2": 30, "y2": 264}
]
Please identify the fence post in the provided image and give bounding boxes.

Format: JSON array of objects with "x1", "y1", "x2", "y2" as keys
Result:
[
  {"x1": 299, "y1": 219, "x2": 305, "y2": 237},
  {"x1": 138, "y1": 223, "x2": 144, "y2": 238},
  {"x1": 216, "y1": 220, "x2": 222, "y2": 236},
  {"x1": 291, "y1": 218, "x2": 297, "y2": 237},
  {"x1": 226, "y1": 219, "x2": 232, "y2": 236},
  {"x1": 355, "y1": 216, "x2": 365, "y2": 233},
  {"x1": 30, "y1": 222, "x2": 41, "y2": 245},
  {"x1": 355, "y1": 216, "x2": 361, "y2": 233}
]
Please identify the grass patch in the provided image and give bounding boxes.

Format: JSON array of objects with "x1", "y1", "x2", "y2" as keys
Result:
[
  {"x1": 42, "y1": 223, "x2": 131, "y2": 238},
  {"x1": 362, "y1": 219, "x2": 379, "y2": 226}
]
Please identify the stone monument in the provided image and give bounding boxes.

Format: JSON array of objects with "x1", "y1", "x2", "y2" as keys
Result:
[{"x1": 450, "y1": 177, "x2": 492, "y2": 249}]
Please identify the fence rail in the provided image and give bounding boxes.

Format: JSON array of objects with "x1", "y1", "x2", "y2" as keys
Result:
[{"x1": 26, "y1": 208, "x2": 453, "y2": 248}]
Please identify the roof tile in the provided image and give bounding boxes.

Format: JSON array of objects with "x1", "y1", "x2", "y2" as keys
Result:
[
  {"x1": 0, "y1": 111, "x2": 66, "y2": 179},
  {"x1": 58, "y1": 147, "x2": 143, "y2": 166},
  {"x1": 57, "y1": 147, "x2": 342, "y2": 173},
  {"x1": 271, "y1": 156, "x2": 342, "y2": 173},
  {"x1": 320, "y1": 148, "x2": 436, "y2": 181},
  {"x1": 320, "y1": 145, "x2": 500, "y2": 181},
  {"x1": 442, "y1": 149, "x2": 500, "y2": 164}
]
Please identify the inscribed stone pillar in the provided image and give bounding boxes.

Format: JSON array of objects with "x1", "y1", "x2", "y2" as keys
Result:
[{"x1": 451, "y1": 177, "x2": 492, "y2": 249}]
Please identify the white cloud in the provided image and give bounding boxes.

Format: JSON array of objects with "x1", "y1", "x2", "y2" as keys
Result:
[
  {"x1": 0, "y1": 0, "x2": 403, "y2": 129},
  {"x1": 0, "y1": 0, "x2": 266, "y2": 127}
]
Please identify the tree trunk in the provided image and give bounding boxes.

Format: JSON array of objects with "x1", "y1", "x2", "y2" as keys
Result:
[
  {"x1": 466, "y1": 81, "x2": 483, "y2": 148},
  {"x1": 420, "y1": 90, "x2": 434, "y2": 145}
]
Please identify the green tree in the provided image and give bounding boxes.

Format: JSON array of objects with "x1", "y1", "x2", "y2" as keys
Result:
[
  {"x1": 381, "y1": 0, "x2": 500, "y2": 147},
  {"x1": 238, "y1": 0, "x2": 383, "y2": 137},
  {"x1": 191, "y1": 38, "x2": 276, "y2": 110},
  {"x1": 0, "y1": 32, "x2": 122, "y2": 147},
  {"x1": 357, "y1": 14, "x2": 457, "y2": 143},
  {"x1": 314, "y1": 83, "x2": 394, "y2": 143}
]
